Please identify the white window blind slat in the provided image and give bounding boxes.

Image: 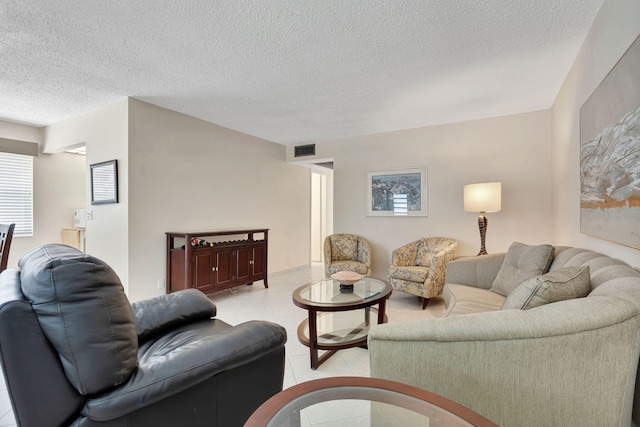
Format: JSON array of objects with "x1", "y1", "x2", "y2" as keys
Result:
[{"x1": 0, "y1": 152, "x2": 33, "y2": 236}]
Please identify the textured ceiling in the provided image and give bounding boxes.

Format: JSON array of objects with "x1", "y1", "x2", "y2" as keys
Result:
[{"x1": 1, "y1": 0, "x2": 604, "y2": 145}]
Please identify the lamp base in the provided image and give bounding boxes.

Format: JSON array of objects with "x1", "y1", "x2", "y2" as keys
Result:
[{"x1": 477, "y1": 213, "x2": 488, "y2": 256}]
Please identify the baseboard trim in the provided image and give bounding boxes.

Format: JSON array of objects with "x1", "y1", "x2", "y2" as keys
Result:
[{"x1": 268, "y1": 263, "x2": 312, "y2": 278}]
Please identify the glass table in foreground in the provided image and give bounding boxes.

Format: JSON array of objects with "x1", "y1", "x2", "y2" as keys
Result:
[
  {"x1": 292, "y1": 278, "x2": 393, "y2": 369},
  {"x1": 244, "y1": 377, "x2": 498, "y2": 427}
]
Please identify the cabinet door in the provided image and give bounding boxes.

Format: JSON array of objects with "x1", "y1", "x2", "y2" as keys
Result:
[
  {"x1": 192, "y1": 251, "x2": 215, "y2": 293},
  {"x1": 251, "y1": 244, "x2": 266, "y2": 278},
  {"x1": 213, "y1": 249, "x2": 233, "y2": 288},
  {"x1": 235, "y1": 247, "x2": 251, "y2": 283}
]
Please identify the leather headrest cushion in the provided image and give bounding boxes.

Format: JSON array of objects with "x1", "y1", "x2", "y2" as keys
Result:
[{"x1": 19, "y1": 244, "x2": 137, "y2": 395}]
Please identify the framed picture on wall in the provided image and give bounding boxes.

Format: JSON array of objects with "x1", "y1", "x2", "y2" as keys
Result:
[
  {"x1": 366, "y1": 167, "x2": 427, "y2": 217},
  {"x1": 579, "y1": 34, "x2": 640, "y2": 249},
  {"x1": 90, "y1": 159, "x2": 118, "y2": 205}
]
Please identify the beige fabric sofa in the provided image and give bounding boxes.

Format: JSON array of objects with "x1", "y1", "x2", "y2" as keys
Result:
[{"x1": 369, "y1": 246, "x2": 640, "y2": 427}]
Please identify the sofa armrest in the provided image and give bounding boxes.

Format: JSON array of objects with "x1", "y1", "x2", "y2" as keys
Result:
[
  {"x1": 131, "y1": 289, "x2": 217, "y2": 343},
  {"x1": 445, "y1": 253, "x2": 506, "y2": 289},
  {"x1": 369, "y1": 297, "x2": 640, "y2": 427},
  {"x1": 83, "y1": 320, "x2": 287, "y2": 421}
]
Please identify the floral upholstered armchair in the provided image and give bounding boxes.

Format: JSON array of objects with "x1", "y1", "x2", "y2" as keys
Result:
[
  {"x1": 323, "y1": 233, "x2": 372, "y2": 278},
  {"x1": 387, "y1": 237, "x2": 457, "y2": 309}
]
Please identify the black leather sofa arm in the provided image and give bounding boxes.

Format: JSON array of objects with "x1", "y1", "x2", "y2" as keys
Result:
[
  {"x1": 82, "y1": 319, "x2": 287, "y2": 421},
  {"x1": 131, "y1": 289, "x2": 217, "y2": 342}
]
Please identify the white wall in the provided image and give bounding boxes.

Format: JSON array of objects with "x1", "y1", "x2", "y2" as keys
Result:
[
  {"x1": 44, "y1": 99, "x2": 130, "y2": 288},
  {"x1": 0, "y1": 120, "x2": 85, "y2": 268},
  {"x1": 290, "y1": 110, "x2": 553, "y2": 279},
  {"x1": 127, "y1": 99, "x2": 311, "y2": 301},
  {"x1": 551, "y1": 0, "x2": 640, "y2": 268}
]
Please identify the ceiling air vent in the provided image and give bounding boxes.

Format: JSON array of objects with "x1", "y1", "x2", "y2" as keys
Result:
[{"x1": 294, "y1": 144, "x2": 315, "y2": 157}]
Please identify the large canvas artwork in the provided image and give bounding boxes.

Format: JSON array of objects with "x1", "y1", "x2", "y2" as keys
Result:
[{"x1": 580, "y1": 35, "x2": 640, "y2": 249}]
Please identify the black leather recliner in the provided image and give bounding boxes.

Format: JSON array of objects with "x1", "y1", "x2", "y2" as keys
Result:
[{"x1": 0, "y1": 244, "x2": 287, "y2": 426}]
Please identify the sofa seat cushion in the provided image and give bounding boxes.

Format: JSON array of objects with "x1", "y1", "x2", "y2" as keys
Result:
[
  {"x1": 502, "y1": 266, "x2": 591, "y2": 310},
  {"x1": 443, "y1": 283, "x2": 505, "y2": 317},
  {"x1": 326, "y1": 260, "x2": 369, "y2": 275},
  {"x1": 388, "y1": 265, "x2": 428, "y2": 283},
  {"x1": 491, "y1": 242, "x2": 555, "y2": 296}
]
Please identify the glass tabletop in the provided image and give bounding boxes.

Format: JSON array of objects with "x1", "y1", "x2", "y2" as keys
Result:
[
  {"x1": 245, "y1": 378, "x2": 498, "y2": 427},
  {"x1": 298, "y1": 277, "x2": 386, "y2": 305}
]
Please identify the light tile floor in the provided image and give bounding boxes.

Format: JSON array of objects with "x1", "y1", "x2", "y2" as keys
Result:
[{"x1": 0, "y1": 263, "x2": 445, "y2": 426}]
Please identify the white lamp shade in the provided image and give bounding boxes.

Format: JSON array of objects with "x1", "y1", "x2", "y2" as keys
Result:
[{"x1": 464, "y1": 182, "x2": 502, "y2": 213}]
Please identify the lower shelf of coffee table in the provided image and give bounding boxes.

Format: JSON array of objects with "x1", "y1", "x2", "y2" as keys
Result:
[{"x1": 297, "y1": 308, "x2": 387, "y2": 350}]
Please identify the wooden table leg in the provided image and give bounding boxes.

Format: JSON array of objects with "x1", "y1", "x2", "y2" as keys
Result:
[
  {"x1": 308, "y1": 309, "x2": 319, "y2": 370},
  {"x1": 378, "y1": 299, "x2": 387, "y2": 324}
]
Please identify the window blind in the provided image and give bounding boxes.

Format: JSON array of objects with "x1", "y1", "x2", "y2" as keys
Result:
[{"x1": 0, "y1": 152, "x2": 33, "y2": 236}]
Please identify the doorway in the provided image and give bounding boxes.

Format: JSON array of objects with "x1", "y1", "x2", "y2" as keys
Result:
[{"x1": 310, "y1": 169, "x2": 333, "y2": 262}]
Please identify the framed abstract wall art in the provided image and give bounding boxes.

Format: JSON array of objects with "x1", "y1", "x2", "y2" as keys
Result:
[
  {"x1": 366, "y1": 167, "x2": 427, "y2": 217},
  {"x1": 580, "y1": 34, "x2": 640, "y2": 249}
]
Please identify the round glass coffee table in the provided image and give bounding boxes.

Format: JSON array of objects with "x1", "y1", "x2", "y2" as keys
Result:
[
  {"x1": 292, "y1": 277, "x2": 392, "y2": 369},
  {"x1": 244, "y1": 376, "x2": 498, "y2": 427}
]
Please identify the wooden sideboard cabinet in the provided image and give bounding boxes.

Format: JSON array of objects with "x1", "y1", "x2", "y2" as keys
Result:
[{"x1": 166, "y1": 228, "x2": 269, "y2": 294}]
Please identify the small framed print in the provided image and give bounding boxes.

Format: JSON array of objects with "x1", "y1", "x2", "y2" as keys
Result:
[
  {"x1": 90, "y1": 160, "x2": 118, "y2": 205},
  {"x1": 367, "y1": 167, "x2": 427, "y2": 217}
]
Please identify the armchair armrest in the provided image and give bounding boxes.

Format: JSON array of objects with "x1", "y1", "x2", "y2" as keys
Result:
[
  {"x1": 131, "y1": 289, "x2": 217, "y2": 343},
  {"x1": 369, "y1": 297, "x2": 640, "y2": 427},
  {"x1": 84, "y1": 320, "x2": 287, "y2": 421},
  {"x1": 356, "y1": 238, "x2": 372, "y2": 267},
  {"x1": 445, "y1": 253, "x2": 506, "y2": 289},
  {"x1": 323, "y1": 238, "x2": 332, "y2": 264},
  {"x1": 425, "y1": 244, "x2": 457, "y2": 283}
]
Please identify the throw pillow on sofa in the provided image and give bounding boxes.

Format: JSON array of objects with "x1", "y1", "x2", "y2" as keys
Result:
[
  {"x1": 501, "y1": 265, "x2": 591, "y2": 310},
  {"x1": 490, "y1": 242, "x2": 555, "y2": 296}
]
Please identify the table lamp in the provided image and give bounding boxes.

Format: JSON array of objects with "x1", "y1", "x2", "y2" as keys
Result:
[{"x1": 464, "y1": 182, "x2": 501, "y2": 256}]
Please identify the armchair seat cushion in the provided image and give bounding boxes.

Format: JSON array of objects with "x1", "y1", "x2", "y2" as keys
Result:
[
  {"x1": 83, "y1": 319, "x2": 286, "y2": 421},
  {"x1": 326, "y1": 260, "x2": 369, "y2": 275},
  {"x1": 388, "y1": 265, "x2": 428, "y2": 283}
]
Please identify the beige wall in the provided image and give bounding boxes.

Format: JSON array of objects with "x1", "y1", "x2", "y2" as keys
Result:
[
  {"x1": 44, "y1": 99, "x2": 130, "y2": 288},
  {"x1": 127, "y1": 99, "x2": 311, "y2": 301},
  {"x1": 551, "y1": 0, "x2": 640, "y2": 268},
  {"x1": 0, "y1": 120, "x2": 85, "y2": 268},
  {"x1": 290, "y1": 110, "x2": 553, "y2": 278}
]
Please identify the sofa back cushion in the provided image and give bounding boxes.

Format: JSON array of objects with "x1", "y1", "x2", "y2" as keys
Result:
[
  {"x1": 501, "y1": 265, "x2": 591, "y2": 310},
  {"x1": 19, "y1": 244, "x2": 138, "y2": 395},
  {"x1": 550, "y1": 247, "x2": 640, "y2": 296},
  {"x1": 490, "y1": 242, "x2": 555, "y2": 296}
]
